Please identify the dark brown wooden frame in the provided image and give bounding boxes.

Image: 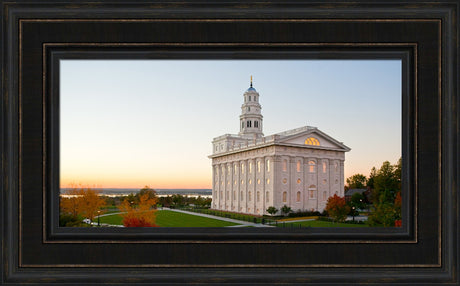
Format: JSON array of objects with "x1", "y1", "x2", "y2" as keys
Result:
[{"x1": 1, "y1": 1, "x2": 458, "y2": 284}]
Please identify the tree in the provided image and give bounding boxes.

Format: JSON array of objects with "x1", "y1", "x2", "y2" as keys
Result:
[
  {"x1": 266, "y1": 206, "x2": 278, "y2": 216},
  {"x1": 368, "y1": 202, "x2": 398, "y2": 226},
  {"x1": 137, "y1": 186, "x2": 157, "y2": 202},
  {"x1": 119, "y1": 193, "x2": 159, "y2": 227},
  {"x1": 366, "y1": 167, "x2": 377, "y2": 191},
  {"x1": 373, "y1": 161, "x2": 399, "y2": 203},
  {"x1": 171, "y1": 194, "x2": 186, "y2": 207},
  {"x1": 325, "y1": 194, "x2": 350, "y2": 223},
  {"x1": 346, "y1": 174, "x2": 367, "y2": 189},
  {"x1": 350, "y1": 192, "x2": 366, "y2": 210},
  {"x1": 367, "y1": 159, "x2": 402, "y2": 226},
  {"x1": 79, "y1": 188, "x2": 107, "y2": 221},
  {"x1": 280, "y1": 205, "x2": 292, "y2": 216},
  {"x1": 159, "y1": 195, "x2": 173, "y2": 208},
  {"x1": 60, "y1": 185, "x2": 106, "y2": 222}
]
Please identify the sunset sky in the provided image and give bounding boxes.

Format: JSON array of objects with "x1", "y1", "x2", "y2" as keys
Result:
[{"x1": 60, "y1": 60, "x2": 401, "y2": 189}]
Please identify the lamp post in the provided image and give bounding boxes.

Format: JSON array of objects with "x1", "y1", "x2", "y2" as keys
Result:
[
  {"x1": 351, "y1": 206, "x2": 356, "y2": 222},
  {"x1": 97, "y1": 210, "x2": 100, "y2": 226}
]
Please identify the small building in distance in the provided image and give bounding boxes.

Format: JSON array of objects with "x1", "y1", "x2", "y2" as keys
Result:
[
  {"x1": 208, "y1": 78, "x2": 351, "y2": 215},
  {"x1": 345, "y1": 188, "x2": 370, "y2": 203}
]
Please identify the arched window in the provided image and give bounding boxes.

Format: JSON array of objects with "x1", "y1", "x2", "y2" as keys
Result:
[
  {"x1": 242, "y1": 121, "x2": 244, "y2": 129},
  {"x1": 283, "y1": 159, "x2": 288, "y2": 172},
  {"x1": 282, "y1": 192, "x2": 287, "y2": 203},
  {"x1": 266, "y1": 159, "x2": 270, "y2": 172},
  {"x1": 296, "y1": 191, "x2": 301, "y2": 202},
  {"x1": 248, "y1": 192, "x2": 252, "y2": 201},
  {"x1": 309, "y1": 161, "x2": 316, "y2": 173},
  {"x1": 323, "y1": 161, "x2": 327, "y2": 173},
  {"x1": 234, "y1": 165, "x2": 237, "y2": 174},
  {"x1": 334, "y1": 162, "x2": 338, "y2": 172},
  {"x1": 240, "y1": 191, "x2": 244, "y2": 201},
  {"x1": 254, "y1": 121, "x2": 259, "y2": 127},
  {"x1": 249, "y1": 162, "x2": 252, "y2": 173},
  {"x1": 241, "y1": 163, "x2": 244, "y2": 174},
  {"x1": 296, "y1": 160, "x2": 301, "y2": 172},
  {"x1": 266, "y1": 178, "x2": 270, "y2": 185},
  {"x1": 233, "y1": 190, "x2": 236, "y2": 200},
  {"x1": 249, "y1": 96, "x2": 251, "y2": 101},
  {"x1": 266, "y1": 192, "x2": 269, "y2": 202},
  {"x1": 308, "y1": 185, "x2": 317, "y2": 198},
  {"x1": 297, "y1": 178, "x2": 301, "y2": 184},
  {"x1": 323, "y1": 191, "x2": 327, "y2": 201},
  {"x1": 304, "y1": 137, "x2": 320, "y2": 146},
  {"x1": 257, "y1": 161, "x2": 261, "y2": 172},
  {"x1": 257, "y1": 191, "x2": 260, "y2": 202}
]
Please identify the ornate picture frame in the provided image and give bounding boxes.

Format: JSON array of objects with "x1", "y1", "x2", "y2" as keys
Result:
[{"x1": 1, "y1": 1, "x2": 458, "y2": 284}]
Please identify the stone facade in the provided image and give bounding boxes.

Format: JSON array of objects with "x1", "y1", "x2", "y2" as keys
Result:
[{"x1": 209, "y1": 80, "x2": 350, "y2": 215}]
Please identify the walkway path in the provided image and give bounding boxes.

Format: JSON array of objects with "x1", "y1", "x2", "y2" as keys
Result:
[{"x1": 165, "y1": 208, "x2": 274, "y2": 227}]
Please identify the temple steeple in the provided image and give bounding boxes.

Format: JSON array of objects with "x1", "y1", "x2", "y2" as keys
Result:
[{"x1": 239, "y1": 76, "x2": 263, "y2": 138}]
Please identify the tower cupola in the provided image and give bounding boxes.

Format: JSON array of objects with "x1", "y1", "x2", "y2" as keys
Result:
[{"x1": 239, "y1": 76, "x2": 264, "y2": 138}]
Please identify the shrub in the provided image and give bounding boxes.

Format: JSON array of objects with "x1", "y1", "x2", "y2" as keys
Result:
[
  {"x1": 123, "y1": 217, "x2": 158, "y2": 227},
  {"x1": 59, "y1": 214, "x2": 86, "y2": 227}
]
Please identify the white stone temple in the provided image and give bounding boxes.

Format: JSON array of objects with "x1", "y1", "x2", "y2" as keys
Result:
[{"x1": 209, "y1": 77, "x2": 350, "y2": 215}]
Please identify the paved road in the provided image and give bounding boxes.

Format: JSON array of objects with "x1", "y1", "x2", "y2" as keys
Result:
[
  {"x1": 346, "y1": 215, "x2": 368, "y2": 222},
  {"x1": 165, "y1": 208, "x2": 274, "y2": 227}
]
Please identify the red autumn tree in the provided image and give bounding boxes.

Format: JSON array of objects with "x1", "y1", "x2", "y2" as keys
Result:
[
  {"x1": 325, "y1": 194, "x2": 350, "y2": 223},
  {"x1": 119, "y1": 193, "x2": 159, "y2": 227}
]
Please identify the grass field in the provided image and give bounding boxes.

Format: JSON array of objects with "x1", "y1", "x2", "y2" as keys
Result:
[
  {"x1": 98, "y1": 210, "x2": 240, "y2": 227},
  {"x1": 156, "y1": 210, "x2": 239, "y2": 227},
  {"x1": 276, "y1": 220, "x2": 368, "y2": 228}
]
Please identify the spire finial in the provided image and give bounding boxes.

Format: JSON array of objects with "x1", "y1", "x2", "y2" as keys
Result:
[{"x1": 250, "y1": 75, "x2": 253, "y2": 87}]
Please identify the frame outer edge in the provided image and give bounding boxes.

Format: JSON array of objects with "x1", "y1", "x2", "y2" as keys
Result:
[
  {"x1": 4, "y1": 2, "x2": 20, "y2": 283},
  {"x1": 3, "y1": 1, "x2": 460, "y2": 284},
  {"x1": 1, "y1": 1, "x2": 4, "y2": 285},
  {"x1": 454, "y1": 1, "x2": 459, "y2": 284}
]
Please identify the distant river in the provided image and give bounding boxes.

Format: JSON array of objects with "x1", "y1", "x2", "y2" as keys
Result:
[{"x1": 60, "y1": 188, "x2": 212, "y2": 196}]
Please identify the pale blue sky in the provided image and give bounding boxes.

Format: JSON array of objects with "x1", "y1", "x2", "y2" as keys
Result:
[{"x1": 60, "y1": 60, "x2": 401, "y2": 188}]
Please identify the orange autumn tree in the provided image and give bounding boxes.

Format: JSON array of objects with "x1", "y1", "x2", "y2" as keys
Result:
[
  {"x1": 119, "y1": 193, "x2": 159, "y2": 227},
  {"x1": 325, "y1": 194, "x2": 350, "y2": 223},
  {"x1": 60, "y1": 185, "x2": 106, "y2": 221}
]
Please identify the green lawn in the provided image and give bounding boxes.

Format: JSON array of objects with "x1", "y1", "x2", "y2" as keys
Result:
[
  {"x1": 98, "y1": 213, "x2": 124, "y2": 225},
  {"x1": 276, "y1": 220, "x2": 368, "y2": 228},
  {"x1": 98, "y1": 210, "x2": 240, "y2": 227},
  {"x1": 156, "y1": 210, "x2": 239, "y2": 227}
]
